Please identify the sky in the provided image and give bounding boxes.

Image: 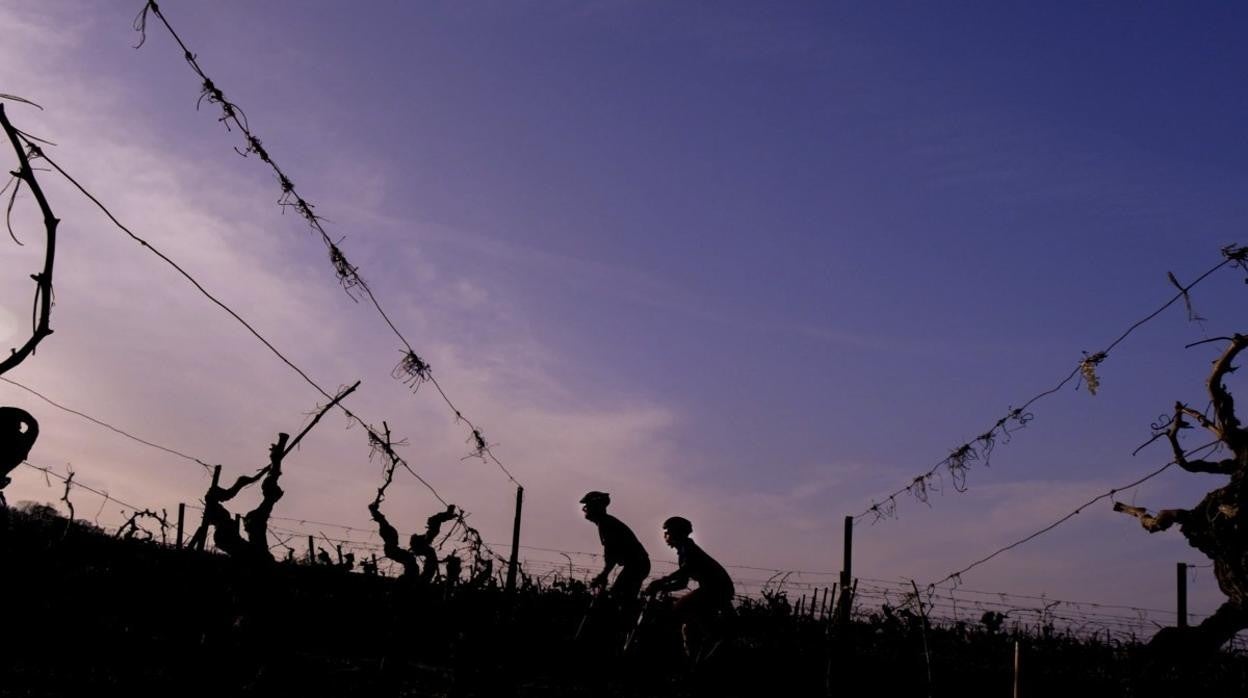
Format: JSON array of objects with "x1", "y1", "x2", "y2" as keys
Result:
[{"x1": 1, "y1": 1, "x2": 1246, "y2": 631}]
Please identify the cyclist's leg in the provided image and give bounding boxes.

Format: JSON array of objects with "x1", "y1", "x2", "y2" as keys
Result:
[
  {"x1": 673, "y1": 588, "x2": 709, "y2": 659},
  {"x1": 610, "y1": 558, "x2": 650, "y2": 623},
  {"x1": 699, "y1": 593, "x2": 736, "y2": 662}
]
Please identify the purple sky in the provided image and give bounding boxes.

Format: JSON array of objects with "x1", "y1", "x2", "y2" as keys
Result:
[{"x1": 2, "y1": 1, "x2": 1246, "y2": 629}]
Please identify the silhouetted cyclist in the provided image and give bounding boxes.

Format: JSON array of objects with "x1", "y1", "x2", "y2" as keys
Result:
[
  {"x1": 644, "y1": 516, "x2": 735, "y2": 659},
  {"x1": 581, "y1": 491, "x2": 651, "y2": 615}
]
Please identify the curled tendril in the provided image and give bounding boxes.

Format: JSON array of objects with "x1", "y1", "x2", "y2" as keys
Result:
[
  {"x1": 132, "y1": 1, "x2": 156, "y2": 49},
  {"x1": 1222, "y1": 244, "x2": 1247, "y2": 280},
  {"x1": 1167, "y1": 271, "x2": 1205, "y2": 323},
  {"x1": 294, "y1": 198, "x2": 321, "y2": 226},
  {"x1": 978, "y1": 430, "x2": 998, "y2": 465},
  {"x1": 4, "y1": 173, "x2": 23, "y2": 246},
  {"x1": 461, "y1": 428, "x2": 490, "y2": 461},
  {"x1": 329, "y1": 244, "x2": 362, "y2": 300},
  {"x1": 367, "y1": 430, "x2": 388, "y2": 462},
  {"x1": 948, "y1": 463, "x2": 968, "y2": 493},
  {"x1": 908, "y1": 475, "x2": 931, "y2": 505},
  {"x1": 1002, "y1": 410, "x2": 1034, "y2": 445},
  {"x1": 1149, "y1": 412, "x2": 1175, "y2": 434},
  {"x1": 195, "y1": 79, "x2": 249, "y2": 132},
  {"x1": 235, "y1": 134, "x2": 271, "y2": 163},
  {"x1": 276, "y1": 174, "x2": 297, "y2": 209},
  {"x1": 868, "y1": 497, "x2": 898, "y2": 523},
  {"x1": 392, "y1": 351, "x2": 433, "y2": 391},
  {"x1": 1132, "y1": 411, "x2": 1189, "y2": 456},
  {"x1": 196, "y1": 79, "x2": 221, "y2": 110},
  {"x1": 946, "y1": 443, "x2": 979, "y2": 492}
]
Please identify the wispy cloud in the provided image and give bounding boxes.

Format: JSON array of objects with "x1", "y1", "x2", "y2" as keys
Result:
[{"x1": 0, "y1": 2, "x2": 1233, "y2": 619}]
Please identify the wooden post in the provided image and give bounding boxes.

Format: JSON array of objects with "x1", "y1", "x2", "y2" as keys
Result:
[
  {"x1": 176, "y1": 502, "x2": 185, "y2": 549},
  {"x1": 336, "y1": 544, "x2": 344, "y2": 565},
  {"x1": 307, "y1": 535, "x2": 315, "y2": 563},
  {"x1": 505, "y1": 485, "x2": 524, "y2": 593},
  {"x1": 797, "y1": 595, "x2": 805, "y2": 617},
  {"x1": 1177, "y1": 562, "x2": 1188, "y2": 629},
  {"x1": 1013, "y1": 640, "x2": 1021, "y2": 698},
  {"x1": 838, "y1": 516, "x2": 853, "y2": 624},
  {"x1": 911, "y1": 580, "x2": 933, "y2": 698}
]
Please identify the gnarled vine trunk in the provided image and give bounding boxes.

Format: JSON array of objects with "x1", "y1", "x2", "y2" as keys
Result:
[{"x1": 1116, "y1": 334, "x2": 1248, "y2": 653}]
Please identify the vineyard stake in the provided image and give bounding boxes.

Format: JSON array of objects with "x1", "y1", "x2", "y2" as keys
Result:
[
  {"x1": 1177, "y1": 562, "x2": 1188, "y2": 628},
  {"x1": 910, "y1": 579, "x2": 933, "y2": 698},
  {"x1": 838, "y1": 516, "x2": 853, "y2": 624},
  {"x1": 506, "y1": 485, "x2": 523, "y2": 593},
  {"x1": 176, "y1": 502, "x2": 185, "y2": 549},
  {"x1": 1013, "y1": 640, "x2": 1021, "y2": 698}
]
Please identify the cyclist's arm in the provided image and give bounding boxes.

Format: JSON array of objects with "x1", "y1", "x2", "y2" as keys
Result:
[
  {"x1": 649, "y1": 568, "x2": 690, "y2": 593},
  {"x1": 596, "y1": 556, "x2": 618, "y2": 584}
]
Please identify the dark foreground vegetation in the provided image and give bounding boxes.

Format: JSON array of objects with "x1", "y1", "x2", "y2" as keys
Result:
[{"x1": 2, "y1": 506, "x2": 1245, "y2": 698}]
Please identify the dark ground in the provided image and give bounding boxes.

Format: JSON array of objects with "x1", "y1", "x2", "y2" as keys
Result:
[{"x1": 2, "y1": 506, "x2": 1245, "y2": 697}]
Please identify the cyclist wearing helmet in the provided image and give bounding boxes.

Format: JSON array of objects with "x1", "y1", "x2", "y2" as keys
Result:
[
  {"x1": 645, "y1": 516, "x2": 735, "y2": 658},
  {"x1": 581, "y1": 491, "x2": 651, "y2": 608}
]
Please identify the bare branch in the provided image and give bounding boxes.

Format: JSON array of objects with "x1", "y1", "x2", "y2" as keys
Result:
[
  {"x1": 368, "y1": 422, "x2": 399, "y2": 508},
  {"x1": 1112, "y1": 502, "x2": 1185, "y2": 533},
  {"x1": 1187, "y1": 336, "x2": 1236, "y2": 349},
  {"x1": 1176, "y1": 404, "x2": 1216, "y2": 433},
  {"x1": 0, "y1": 94, "x2": 44, "y2": 110},
  {"x1": 0, "y1": 104, "x2": 57, "y2": 376},
  {"x1": 218, "y1": 466, "x2": 270, "y2": 502},
  {"x1": 59, "y1": 467, "x2": 74, "y2": 520},
  {"x1": 1176, "y1": 457, "x2": 1237, "y2": 475},
  {"x1": 1155, "y1": 403, "x2": 1231, "y2": 476},
  {"x1": 1206, "y1": 334, "x2": 1247, "y2": 451},
  {"x1": 282, "y1": 381, "x2": 359, "y2": 457},
  {"x1": 117, "y1": 508, "x2": 169, "y2": 542}
]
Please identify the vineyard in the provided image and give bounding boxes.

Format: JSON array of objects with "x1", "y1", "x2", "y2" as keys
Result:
[
  {"x1": 5, "y1": 504, "x2": 1247, "y2": 697},
  {"x1": 3, "y1": 3, "x2": 1248, "y2": 695}
]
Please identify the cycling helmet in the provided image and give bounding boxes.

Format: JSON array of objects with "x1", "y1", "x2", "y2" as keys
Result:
[
  {"x1": 662, "y1": 516, "x2": 693, "y2": 536},
  {"x1": 580, "y1": 491, "x2": 611, "y2": 506}
]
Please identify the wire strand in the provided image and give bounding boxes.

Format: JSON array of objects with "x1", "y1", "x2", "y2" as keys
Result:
[
  {"x1": 27, "y1": 143, "x2": 449, "y2": 508},
  {"x1": 1, "y1": 377, "x2": 213, "y2": 473},
  {"x1": 928, "y1": 440, "x2": 1220, "y2": 589},
  {"x1": 858, "y1": 250, "x2": 1239, "y2": 522},
  {"x1": 137, "y1": 0, "x2": 522, "y2": 489}
]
